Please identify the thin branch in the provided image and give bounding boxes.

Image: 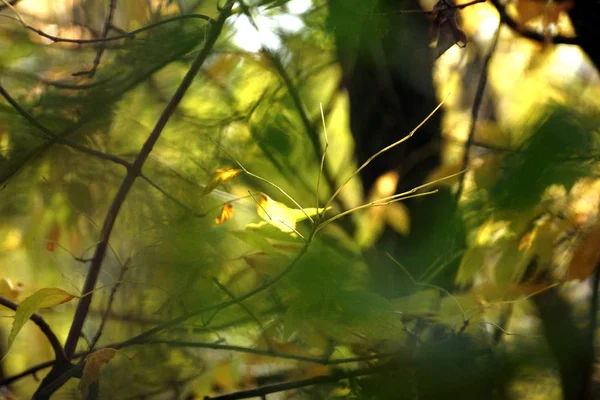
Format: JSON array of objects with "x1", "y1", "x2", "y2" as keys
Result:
[
  {"x1": 34, "y1": 2, "x2": 236, "y2": 397},
  {"x1": 0, "y1": 13, "x2": 213, "y2": 45},
  {"x1": 130, "y1": 339, "x2": 401, "y2": 366},
  {"x1": 0, "y1": 0, "x2": 20, "y2": 11},
  {"x1": 488, "y1": 0, "x2": 578, "y2": 45},
  {"x1": 0, "y1": 296, "x2": 68, "y2": 363},
  {"x1": 324, "y1": 96, "x2": 448, "y2": 211},
  {"x1": 454, "y1": 22, "x2": 500, "y2": 202},
  {"x1": 86, "y1": 260, "x2": 130, "y2": 354},
  {"x1": 0, "y1": 84, "x2": 131, "y2": 169},
  {"x1": 213, "y1": 278, "x2": 274, "y2": 351},
  {"x1": 74, "y1": 0, "x2": 118, "y2": 78},
  {"x1": 112, "y1": 239, "x2": 311, "y2": 351},
  {"x1": 204, "y1": 364, "x2": 391, "y2": 400}
]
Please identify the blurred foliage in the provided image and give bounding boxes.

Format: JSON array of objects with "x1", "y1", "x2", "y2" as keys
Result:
[{"x1": 0, "y1": 0, "x2": 598, "y2": 399}]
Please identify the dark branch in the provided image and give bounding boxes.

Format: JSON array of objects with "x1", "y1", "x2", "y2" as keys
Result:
[
  {"x1": 204, "y1": 364, "x2": 390, "y2": 400},
  {"x1": 0, "y1": 0, "x2": 21, "y2": 11},
  {"x1": 455, "y1": 19, "x2": 500, "y2": 201},
  {"x1": 62, "y1": 0, "x2": 236, "y2": 360},
  {"x1": 33, "y1": 2, "x2": 236, "y2": 398},
  {"x1": 14, "y1": 14, "x2": 213, "y2": 45},
  {"x1": 0, "y1": 296, "x2": 68, "y2": 363},
  {"x1": 489, "y1": 0, "x2": 578, "y2": 45}
]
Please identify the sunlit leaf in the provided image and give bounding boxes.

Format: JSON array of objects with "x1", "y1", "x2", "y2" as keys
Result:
[
  {"x1": 78, "y1": 348, "x2": 118, "y2": 398},
  {"x1": 201, "y1": 168, "x2": 243, "y2": 197},
  {"x1": 215, "y1": 203, "x2": 234, "y2": 225},
  {"x1": 6, "y1": 288, "x2": 77, "y2": 356},
  {"x1": 253, "y1": 193, "x2": 330, "y2": 233}
]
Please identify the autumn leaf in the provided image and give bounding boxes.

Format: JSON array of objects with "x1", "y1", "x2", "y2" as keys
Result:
[
  {"x1": 201, "y1": 168, "x2": 243, "y2": 196},
  {"x1": 253, "y1": 193, "x2": 330, "y2": 233},
  {"x1": 78, "y1": 348, "x2": 118, "y2": 398},
  {"x1": 215, "y1": 203, "x2": 234, "y2": 225},
  {"x1": 5, "y1": 288, "x2": 77, "y2": 357}
]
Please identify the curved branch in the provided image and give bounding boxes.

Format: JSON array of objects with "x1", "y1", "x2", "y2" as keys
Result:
[
  {"x1": 0, "y1": 296, "x2": 68, "y2": 363},
  {"x1": 489, "y1": 0, "x2": 578, "y2": 45},
  {"x1": 0, "y1": 13, "x2": 213, "y2": 45}
]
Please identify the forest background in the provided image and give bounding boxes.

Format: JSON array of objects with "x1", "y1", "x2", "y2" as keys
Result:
[{"x1": 0, "y1": 0, "x2": 599, "y2": 399}]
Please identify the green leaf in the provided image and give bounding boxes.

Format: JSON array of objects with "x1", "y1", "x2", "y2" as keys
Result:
[{"x1": 5, "y1": 288, "x2": 77, "y2": 357}]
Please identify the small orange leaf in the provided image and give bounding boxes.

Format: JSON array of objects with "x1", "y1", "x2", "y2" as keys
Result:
[
  {"x1": 215, "y1": 203, "x2": 234, "y2": 225},
  {"x1": 5, "y1": 288, "x2": 77, "y2": 358},
  {"x1": 78, "y1": 348, "x2": 118, "y2": 398},
  {"x1": 201, "y1": 168, "x2": 242, "y2": 196}
]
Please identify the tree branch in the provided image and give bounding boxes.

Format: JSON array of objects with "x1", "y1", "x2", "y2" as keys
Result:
[
  {"x1": 62, "y1": 0, "x2": 235, "y2": 360},
  {"x1": 1, "y1": 13, "x2": 212, "y2": 45},
  {"x1": 33, "y1": 1, "x2": 236, "y2": 397},
  {"x1": 455, "y1": 19, "x2": 500, "y2": 201},
  {"x1": 204, "y1": 364, "x2": 390, "y2": 400},
  {"x1": 0, "y1": 296, "x2": 68, "y2": 363}
]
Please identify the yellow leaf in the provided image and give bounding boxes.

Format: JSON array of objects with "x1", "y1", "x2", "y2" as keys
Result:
[
  {"x1": 6, "y1": 288, "x2": 77, "y2": 357},
  {"x1": 215, "y1": 203, "x2": 234, "y2": 225},
  {"x1": 255, "y1": 193, "x2": 330, "y2": 233},
  {"x1": 201, "y1": 168, "x2": 242, "y2": 196},
  {"x1": 78, "y1": 348, "x2": 118, "y2": 398}
]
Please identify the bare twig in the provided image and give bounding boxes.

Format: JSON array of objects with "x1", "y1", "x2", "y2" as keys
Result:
[
  {"x1": 86, "y1": 259, "x2": 130, "y2": 354},
  {"x1": 488, "y1": 0, "x2": 578, "y2": 45},
  {"x1": 0, "y1": 296, "x2": 68, "y2": 363},
  {"x1": 74, "y1": 0, "x2": 118, "y2": 78},
  {"x1": 0, "y1": 13, "x2": 212, "y2": 45}
]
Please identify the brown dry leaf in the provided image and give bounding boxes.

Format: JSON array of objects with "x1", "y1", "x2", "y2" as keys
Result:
[
  {"x1": 563, "y1": 223, "x2": 600, "y2": 281},
  {"x1": 78, "y1": 348, "x2": 118, "y2": 398},
  {"x1": 215, "y1": 203, "x2": 234, "y2": 225},
  {"x1": 201, "y1": 168, "x2": 243, "y2": 196},
  {"x1": 429, "y1": 0, "x2": 468, "y2": 59}
]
